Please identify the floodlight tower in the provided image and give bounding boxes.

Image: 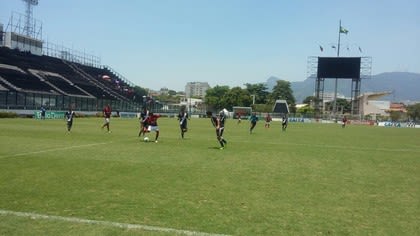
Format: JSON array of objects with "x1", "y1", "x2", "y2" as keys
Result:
[{"x1": 22, "y1": 0, "x2": 39, "y2": 36}]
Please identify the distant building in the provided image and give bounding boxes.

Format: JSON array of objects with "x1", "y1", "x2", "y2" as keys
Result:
[
  {"x1": 159, "y1": 87, "x2": 169, "y2": 95},
  {"x1": 358, "y1": 92, "x2": 392, "y2": 119},
  {"x1": 180, "y1": 97, "x2": 205, "y2": 113},
  {"x1": 319, "y1": 92, "x2": 346, "y2": 102},
  {"x1": 388, "y1": 103, "x2": 407, "y2": 113},
  {"x1": 185, "y1": 82, "x2": 210, "y2": 98}
]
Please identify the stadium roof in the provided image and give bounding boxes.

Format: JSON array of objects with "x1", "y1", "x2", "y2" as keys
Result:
[{"x1": 358, "y1": 91, "x2": 392, "y2": 100}]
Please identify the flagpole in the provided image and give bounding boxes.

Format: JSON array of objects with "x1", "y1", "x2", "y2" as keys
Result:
[
  {"x1": 337, "y1": 20, "x2": 341, "y2": 57},
  {"x1": 333, "y1": 20, "x2": 341, "y2": 120}
]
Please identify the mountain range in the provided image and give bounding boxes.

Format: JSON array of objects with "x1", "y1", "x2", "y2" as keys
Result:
[{"x1": 265, "y1": 72, "x2": 420, "y2": 103}]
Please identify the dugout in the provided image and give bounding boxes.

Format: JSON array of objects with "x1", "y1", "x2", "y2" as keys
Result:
[{"x1": 272, "y1": 100, "x2": 289, "y2": 115}]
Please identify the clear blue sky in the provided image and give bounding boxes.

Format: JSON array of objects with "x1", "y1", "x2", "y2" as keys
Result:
[{"x1": 1, "y1": 0, "x2": 419, "y2": 92}]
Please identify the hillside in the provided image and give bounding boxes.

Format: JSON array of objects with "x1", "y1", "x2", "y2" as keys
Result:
[{"x1": 265, "y1": 72, "x2": 420, "y2": 103}]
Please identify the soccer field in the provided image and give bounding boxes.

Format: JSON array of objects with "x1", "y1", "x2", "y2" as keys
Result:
[{"x1": 0, "y1": 117, "x2": 419, "y2": 235}]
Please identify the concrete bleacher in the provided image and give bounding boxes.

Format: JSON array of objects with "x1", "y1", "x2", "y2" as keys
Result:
[
  {"x1": 0, "y1": 47, "x2": 135, "y2": 101},
  {"x1": 0, "y1": 66, "x2": 56, "y2": 93},
  {"x1": 78, "y1": 64, "x2": 134, "y2": 101},
  {"x1": 43, "y1": 74, "x2": 90, "y2": 96}
]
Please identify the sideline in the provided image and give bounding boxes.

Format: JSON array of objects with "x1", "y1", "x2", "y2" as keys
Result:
[{"x1": 0, "y1": 209, "x2": 230, "y2": 236}]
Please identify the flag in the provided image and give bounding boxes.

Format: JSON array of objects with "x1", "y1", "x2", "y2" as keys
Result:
[
  {"x1": 319, "y1": 45, "x2": 323, "y2": 52},
  {"x1": 340, "y1": 26, "x2": 349, "y2": 34}
]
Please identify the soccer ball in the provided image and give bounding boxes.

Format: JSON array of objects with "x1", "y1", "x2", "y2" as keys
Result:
[{"x1": 143, "y1": 137, "x2": 149, "y2": 142}]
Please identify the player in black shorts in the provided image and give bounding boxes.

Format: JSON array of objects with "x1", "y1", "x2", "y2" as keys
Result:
[
  {"x1": 65, "y1": 107, "x2": 76, "y2": 132},
  {"x1": 138, "y1": 107, "x2": 149, "y2": 137},
  {"x1": 282, "y1": 115, "x2": 288, "y2": 131},
  {"x1": 207, "y1": 110, "x2": 227, "y2": 149},
  {"x1": 178, "y1": 108, "x2": 189, "y2": 139}
]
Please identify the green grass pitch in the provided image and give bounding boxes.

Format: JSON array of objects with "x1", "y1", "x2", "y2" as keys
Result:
[{"x1": 0, "y1": 117, "x2": 419, "y2": 235}]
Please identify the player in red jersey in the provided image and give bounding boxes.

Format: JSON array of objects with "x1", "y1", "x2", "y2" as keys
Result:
[
  {"x1": 101, "y1": 104, "x2": 112, "y2": 133},
  {"x1": 265, "y1": 113, "x2": 272, "y2": 128},
  {"x1": 146, "y1": 112, "x2": 161, "y2": 142},
  {"x1": 342, "y1": 116, "x2": 348, "y2": 128}
]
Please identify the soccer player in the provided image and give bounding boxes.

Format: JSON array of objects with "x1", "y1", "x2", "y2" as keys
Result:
[
  {"x1": 282, "y1": 115, "x2": 288, "y2": 131},
  {"x1": 249, "y1": 112, "x2": 258, "y2": 134},
  {"x1": 40, "y1": 105, "x2": 46, "y2": 120},
  {"x1": 138, "y1": 107, "x2": 149, "y2": 137},
  {"x1": 265, "y1": 113, "x2": 272, "y2": 128},
  {"x1": 101, "y1": 104, "x2": 112, "y2": 133},
  {"x1": 178, "y1": 108, "x2": 189, "y2": 139},
  {"x1": 65, "y1": 107, "x2": 75, "y2": 132},
  {"x1": 342, "y1": 116, "x2": 348, "y2": 128},
  {"x1": 207, "y1": 110, "x2": 227, "y2": 149},
  {"x1": 146, "y1": 112, "x2": 161, "y2": 143}
]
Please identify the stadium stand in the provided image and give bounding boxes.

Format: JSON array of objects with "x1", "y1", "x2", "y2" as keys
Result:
[
  {"x1": 0, "y1": 65, "x2": 56, "y2": 93},
  {"x1": 0, "y1": 46, "x2": 139, "y2": 111},
  {"x1": 272, "y1": 100, "x2": 290, "y2": 114}
]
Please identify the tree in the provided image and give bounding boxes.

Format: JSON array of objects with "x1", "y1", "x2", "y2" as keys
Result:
[
  {"x1": 244, "y1": 83, "x2": 269, "y2": 104},
  {"x1": 156, "y1": 93, "x2": 179, "y2": 104},
  {"x1": 302, "y1": 96, "x2": 316, "y2": 106},
  {"x1": 270, "y1": 80, "x2": 296, "y2": 113},
  {"x1": 204, "y1": 85, "x2": 230, "y2": 111},
  {"x1": 389, "y1": 110, "x2": 403, "y2": 122},
  {"x1": 325, "y1": 98, "x2": 351, "y2": 113},
  {"x1": 335, "y1": 98, "x2": 351, "y2": 113},
  {"x1": 168, "y1": 90, "x2": 177, "y2": 96},
  {"x1": 296, "y1": 105, "x2": 315, "y2": 115},
  {"x1": 132, "y1": 86, "x2": 148, "y2": 104},
  {"x1": 223, "y1": 87, "x2": 252, "y2": 110},
  {"x1": 407, "y1": 103, "x2": 420, "y2": 121}
]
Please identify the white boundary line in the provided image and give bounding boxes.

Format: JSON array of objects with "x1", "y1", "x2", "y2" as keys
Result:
[
  {"x1": 0, "y1": 142, "x2": 113, "y2": 159},
  {"x1": 0, "y1": 209, "x2": 230, "y2": 236}
]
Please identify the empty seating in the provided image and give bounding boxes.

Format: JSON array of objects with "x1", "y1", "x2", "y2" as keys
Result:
[
  {"x1": 0, "y1": 67, "x2": 55, "y2": 93},
  {"x1": 0, "y1": 47, "x2": 136, "y2": 101}
]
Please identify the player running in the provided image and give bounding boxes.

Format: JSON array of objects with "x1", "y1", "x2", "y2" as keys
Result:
[
  {"x1": 145, "y1": 112, "x2": 161, "y2": 143},
  {"x1": 249, "y1": 112, "x2": 258, "y2": 134},
  {"x1": 282, "y1": 115, "x2": 288, "y2": 131},
  {"x1": 65, "y1": 107, "x2": 76, "y2": 132},
  {"x1": 178, "y1": 108, "x2": 189, "y2": 139},
  {"x1": 207, "y1": 110, "x2": 228, "y2": 149},
  {"x1": 138, "y1": 107, "x2": 149, "y2": 137}
]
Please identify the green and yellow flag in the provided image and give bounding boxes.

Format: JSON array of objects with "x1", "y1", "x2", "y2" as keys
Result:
[{"x1": 340, "y1": 26, "x2": 349, "y2": 34}]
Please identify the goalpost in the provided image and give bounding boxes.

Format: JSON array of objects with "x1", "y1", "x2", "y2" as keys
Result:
[{"x1": 232, "y1": 106, "x2": 252, "y2": 119}]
